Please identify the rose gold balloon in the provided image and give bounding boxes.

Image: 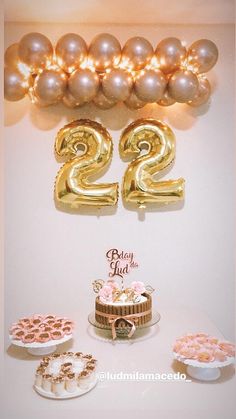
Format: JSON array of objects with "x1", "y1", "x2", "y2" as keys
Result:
[
  {"x1": 93, "y1": 87, "x2": 117, "y2": 109},
  {"x1": 168, "y1": 70, "x2": 199, "y2": 103},
  {"x1": 188, "y1": 78, "x2": 211, "y2": 107},
  {"x1": 124, "y1": 90, "x2": 146, "y2": 109},
  {"x1": 68, "y1": 68, "x2": 99, "y2": 103},
  {"x1": 18, "y1": 32, "x2": 53, "y2": 73},
  {"x1": 158, "y1": 90, "x2": 176, "y2": 106},
  {"x1": 102, "y1": 68, "x2": 133, "y2": 101},
  {"x1": 56, "y1": 33, "x2": 87, "y2": 73},
  {"x1": 62, "y1": 90, "x2": 83, "y2": 108},
  {"x1": 155, "y1": 37, "x2": 186, "y2": 74},
  {"x1": 4, "y1": 43, "x2": 20, "y2": 68},
  {"x1": 34, "y1": 69, "x2": 67, "y2": 105},
  {"x1": 88, "y1": 33, "x2": 121, "y2": 71},
  {"x1": 187, "y1": 39, "x2": 218, "y2": 73},
  {"x1": 122, "y1": 37, "x2": 154, "y2": 70},
  {"x1": 135, "y1": 69, "x2": 166, "y2": 102},
  {"x1": 4, "y1": 67, "x2": 32, "y2": 101}
]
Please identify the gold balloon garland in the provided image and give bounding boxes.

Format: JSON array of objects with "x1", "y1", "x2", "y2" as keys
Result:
[{"x1": 4, "y1": 32, "x2": 218, "y2": 109}]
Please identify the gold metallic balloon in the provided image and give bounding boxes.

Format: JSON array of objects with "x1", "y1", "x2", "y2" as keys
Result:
[
  {"x1": 4, "y1": 43, "x2": 20, "y2": 68},
  {"x1": 188, "y1": 77, "x2": 211, "y2": 107},
  {"x1": 187, "y1": 39, "x2": 218, "y2": 73},
  {"x1": 55, "y1": 33, "x2": 87, "y2": 73},
  {"x1": 4, "y1": 67, "x2": 32, "y2": 101},
  {"x1": 119, "y1": 119, "x2": 185, "y2": 206},
  {"x1": 93, "y1": 87, "x2": 117, "y2": 109},
  {"x1": 88, "y1": 33, "x2": 121, "y2": 71},
  {"x1": 102, "y1": 68, "x2": 133, "y2": 101},
  {"x1": 134, "y1": 69, "x2": 167, "y2": 102},
  {"x1": 54, "y1": 119, "x2": 119, "y2": 209},
  {"x1": 121, "y1": 37, "x2": 154, "y2": 70},
  {"x1": 155, "y1": 37, "x2": 186, "y2": 74},
  {"x1": 157, "y1": 90, "x2": 176, "y2": 106},
  {"x1": 168, "y1": 70, "x2": 199, "y2": 103},
  {"x1": 124, "y1": 90, "x2": 146, "y2": 109},
  {"x1": 68, "y1": 68, "x2": 99, "y2": 103},
  {"x1": 34, "y1": 69, "x2": 67, "y2": 105},
  {"x1": 18, "y1": 32, "x2": 53, "y2": 73}
]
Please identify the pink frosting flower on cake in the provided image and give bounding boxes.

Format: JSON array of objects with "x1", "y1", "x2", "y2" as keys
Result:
[
  {"x1": 131, "y1": 281, "x2": 146, "y2": 295},
  {"x1": 107, "y1": 280, "x2": 119, "y2": 290},
  {"x1": 99, "y1": 285, "x2": 113, "y2": 303}
]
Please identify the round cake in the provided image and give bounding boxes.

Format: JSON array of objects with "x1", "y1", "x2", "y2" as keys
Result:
[
  {"x1": 93, "y1": 280, "x2": 153, "y2": 329},
  {"x1": 34, "y1": 352, "x2": 97, "y2": 397}
]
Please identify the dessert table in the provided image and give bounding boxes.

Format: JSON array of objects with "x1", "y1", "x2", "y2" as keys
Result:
[{"x1": 4, "y1": 307, "x2": 235, "y2": 419}]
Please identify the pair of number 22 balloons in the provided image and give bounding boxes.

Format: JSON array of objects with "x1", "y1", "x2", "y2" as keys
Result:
[{"x1": 54, "y1": 118, "x2": 185, "y2": 210}]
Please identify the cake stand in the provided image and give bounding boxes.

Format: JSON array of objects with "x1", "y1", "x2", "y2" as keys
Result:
[
  {"x1": 173, "y1": 352, "x2": 235, "y2": 381},
  {"x1": 34, "y1": 377, "x2": 98, "y2": 399},
  {"x1": 9, "y1": 334, "x2": 73, "y2": 356},
  {"x1": 88, "y1": 311, "x2": 160, "y2": 340}
]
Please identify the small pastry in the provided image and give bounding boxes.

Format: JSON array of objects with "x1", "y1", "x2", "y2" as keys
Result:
[
  {"x1": 65, "y1": 373, "x2": 77, "y2": 393},
  {"x1": 74, "y1": 352, "x2": 83, "y2": 358},
  {"x1": 62, "y1": 326, "x2": 72, "y2": 335},
  {"x1": 214, "y1": 349, "x2": 227, "y2": 362},
  {"x1": 44, "y1": 315, "x2": 56, "y2": 320},
  {"x1": 52, "y1": 376, "x2": 65, "y2": 396},
  {"x1": 12, "y1": 330, "x2": 25, "y2": 340},
  {"x1": 37, "y1": 332, "x2": 51, "y2": 343},
  {"x1": 46, "y1": 320, "x2": 55, "y2": 326},
  {"x1": 23, "y1": 333, "x2": 35, "y2": 343},
  {"x1": 51, "y1": 330, "x2": 64, "y2": 340},
  {"x1": 63, "y1": 320, "x2": 74, "y2": 327},
  {"x1": 78, "y1": 370, "x2": 92, "y2": 389},
  {"x1": 25, "y1": 324, "x2": 34, "y2": 331},
  {"x1": 35, "y1": 368, "x2": 44, "y2": 387},
  {"x1": 52, "y1": 322, "x2": 62, "y2": 329},
  {"x1": 32, "y1": 318, "x2": 41, "y2": 326},
  {"x1": 86, "y1": 362, "x2": 96, "y2": 369},
  {"x1": 42, "y1": 374, "x2": 53, "y2": 392},
  {"x1": 83, "y1": 354, "x2": 93, "y2": 360},
  {"x1": 197, "y1": 350, "x2": 214, "y2": 363},
  {"x1": 52, "y1": 353, "x2": 61, "y2": 358},
  {"x1": 19, "y1": 317, "x2": 30, "y2": 325}
]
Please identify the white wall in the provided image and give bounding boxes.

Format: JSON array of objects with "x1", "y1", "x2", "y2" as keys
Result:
[{"x1": 4, "y1": 22, "x2": 235, "y2": 342}]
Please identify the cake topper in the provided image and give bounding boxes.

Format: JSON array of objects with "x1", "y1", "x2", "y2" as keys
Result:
[{"x1": 106, "y1": 248, "x2": 138, "y2": 289}]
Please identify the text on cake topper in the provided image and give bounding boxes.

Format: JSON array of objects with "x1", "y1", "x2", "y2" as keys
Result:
[{"x1": 106, "y1": 248, "x2": 138, "y2": 278}]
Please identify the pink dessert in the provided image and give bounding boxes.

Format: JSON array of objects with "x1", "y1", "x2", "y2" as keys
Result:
[
  {"x1": 38, "y1": 332, "x2": 51, "y2": 343},
  {"x1": 9, "y1": 314, "x2": 74, "y2": 344},
  {"x1": 23, "y1": 333, "x2": 36, "y2": 343},
  {"x1": 173, "y1": 333, "x2": 235, "y2": 364},
  {"x1": 51, "y1": 330, "x2": 64, "y2": 340}
]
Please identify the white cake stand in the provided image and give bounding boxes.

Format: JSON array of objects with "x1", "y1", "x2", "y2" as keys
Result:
[
  {"x1": 34, "y1": 377, "x2": 98, "y2": 399},
  {"x1": 173, "y1": 352, "x2": 235, "y2": 381},
  {"x1": 10, "y1": 334, "x2": 73, "y2": 356}
]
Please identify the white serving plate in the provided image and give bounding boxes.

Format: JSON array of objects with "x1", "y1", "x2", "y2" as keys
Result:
[
  {"x1": 34, "y1": 377, "x2": 98, "y2": 399},
  {"x1": 10, "y1": 334, "x2": 73, "y2": 355}
]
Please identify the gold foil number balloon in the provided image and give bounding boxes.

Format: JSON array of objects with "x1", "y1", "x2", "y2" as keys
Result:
[
  {"x1": 119, "y1": 119, "x2": 185, "y2": 207},
  {"x1": 54, "y1": 119, "x2": 119, "y2": 209}
]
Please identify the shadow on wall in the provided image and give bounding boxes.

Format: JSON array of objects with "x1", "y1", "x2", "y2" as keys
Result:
[{"x1": 4, "y1": 75, "x2": 217, "y2": 132}]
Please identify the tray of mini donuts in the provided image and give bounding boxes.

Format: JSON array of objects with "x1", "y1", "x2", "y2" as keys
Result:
[{"x1": 9, "y1": 314, "x2": 74, "y2": 349}]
